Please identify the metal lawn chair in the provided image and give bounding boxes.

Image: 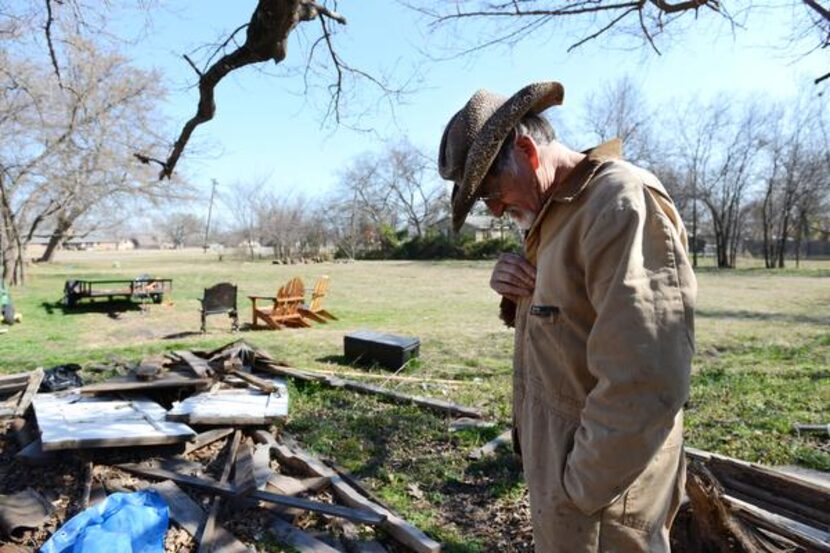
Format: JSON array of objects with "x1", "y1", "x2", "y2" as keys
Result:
[{"x1": 199, "y1": 282, "x2": 239, "y2": 332}]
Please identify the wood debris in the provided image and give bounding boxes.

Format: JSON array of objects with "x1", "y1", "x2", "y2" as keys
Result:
[
  {"x1": 32, "y1": 393, "x2": 196, "y2": 451},
  {"x1": 0, "y1": 370, "x2": 44, "y2": 419}
]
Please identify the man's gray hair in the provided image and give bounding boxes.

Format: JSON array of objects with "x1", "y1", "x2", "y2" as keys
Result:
[{"x1": 488, "y1": 113, "x2": 556, "y2": 176}]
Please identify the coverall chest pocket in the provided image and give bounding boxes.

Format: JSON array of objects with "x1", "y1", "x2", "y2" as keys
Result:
[{"x1": 524, "y1": 304, "x2": 564, "y2": 393}]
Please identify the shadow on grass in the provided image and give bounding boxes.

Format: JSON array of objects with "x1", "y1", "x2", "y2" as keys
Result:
[
  {"x1": 41, "y1": 300, "x2": 142, "y2": 318},
  {"x1": 160, "y1": 330, "x2": 203, "y2": 340},
  {"x1": 285, "y1": 380, "x2": 400, "y2": 479},
  {"x1": 692, "y1": 266, "x2": 830, "y2": 277},
  {"x1": 315, "y1": 354, "x2": 393, "y2": 373},
  {"x1": 463, "y1": 447, "x2": 524, "y2": 497},
  {"x1": 316, "y1": 354, "x2": 352, "y2": 366},
  {"x1": 696, "y1": 308, "x2": 830, "y2": 325}
]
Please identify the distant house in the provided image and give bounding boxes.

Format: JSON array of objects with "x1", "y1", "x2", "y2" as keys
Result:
[
  {"x1": 130, "y1": 234, "x2": 169, "y2": 249},
  {"x1": 64, "y1": 232, "x2": 136, "y2": 251},
  {"x1": 25, "y1": 229, "x2": 179, "y2": 258},
  {"x1": 433, "y1": 215, "x2": 515, "y2": 242},
  {"x1": 27, "y1": 230, "x2": 137, "y2": 253}
]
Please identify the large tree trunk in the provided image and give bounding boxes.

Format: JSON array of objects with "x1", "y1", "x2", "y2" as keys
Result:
[
  {"x1": 711, "y1": 212, "x2": 730, "y2": 269},
  {"x1": 39, "y1": 216, "x2": 73, "y2": 262},
  {"x1": 776, "y1": 210, "x2": 790, "y2": 269},
  {"x1": 761, "y1": 184, "x2": 774, "y2": 269},
  {"x1": 0, "y1": 177, "x2": 24, "y2": 285},
  {"x1": 794, "y1": 210, "x2": 808, "y2": 269}
]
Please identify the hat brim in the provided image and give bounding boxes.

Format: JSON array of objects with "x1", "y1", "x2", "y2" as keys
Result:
[{"x1": 451, "y1": 82, "x2": 564, "y2": 233}]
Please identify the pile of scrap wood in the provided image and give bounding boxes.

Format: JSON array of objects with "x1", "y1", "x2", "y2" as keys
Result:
[
  {"x1": 672, "y1": 448, "x2": 830, "y2": 552},
  {"x1": 467, "y1": 429, "x2": 830, "y2": 552},
  {"x1": 0, "y1": 339, "x2": 444, "y2": 552}
]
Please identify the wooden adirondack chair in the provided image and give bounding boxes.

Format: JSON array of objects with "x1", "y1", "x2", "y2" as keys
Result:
[
  {"x1": 298, "y1": 275, "x2": 338, "y2": 323},
  {"x1": 248, "y1": 277, "x2": 312, "y2": 330}
]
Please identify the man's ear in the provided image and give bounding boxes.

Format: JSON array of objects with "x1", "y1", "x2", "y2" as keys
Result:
[{"x1": 514, "y1": 135, "x2": 540, "y2": 171}]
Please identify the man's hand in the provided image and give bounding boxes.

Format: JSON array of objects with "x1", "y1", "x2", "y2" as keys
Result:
[{"x1": 490, "y1": 253, "x2": 536, "y2": 302}]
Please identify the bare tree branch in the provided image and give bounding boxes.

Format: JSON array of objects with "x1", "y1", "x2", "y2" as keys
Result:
[
  {"x1": 202, "y1": 23, "x2": 250, "y2": 71},
  {"x1": 568, "y1": 7, "x2": 639, "y2": 52},
  {"x1": 414, "y1": 1, "x2": 729, "y2": 55},
  {"x1": 802, "y1": 0, "x2": 830, "y2": 22},
  {"x1": 44, "y1": 0, "x2": 63, "y2": 87},
  {"x1": 137, "y1": 0, "x2": 349, "y2": 180},
  {"x1": 182, "y1": 54, "x2": 203, "y2": 78}
]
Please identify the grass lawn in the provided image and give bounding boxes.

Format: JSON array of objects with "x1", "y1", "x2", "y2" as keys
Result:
[{"x1": 1, "y1": 249, "x2": 828, "y2": 550}]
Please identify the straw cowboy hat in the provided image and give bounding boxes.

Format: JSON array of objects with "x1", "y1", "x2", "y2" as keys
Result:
[{"x1": 438, "y1": 81, "x2": 565, "y2": 232}]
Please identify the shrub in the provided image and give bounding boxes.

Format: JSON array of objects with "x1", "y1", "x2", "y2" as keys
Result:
[{"x1": 463, "y1": 237, "x2": 521, "y2": 259}]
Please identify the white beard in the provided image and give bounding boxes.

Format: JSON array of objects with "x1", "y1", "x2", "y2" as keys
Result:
[{"x1": 507, "y1": 207, "x2": 536, "y2": 231}]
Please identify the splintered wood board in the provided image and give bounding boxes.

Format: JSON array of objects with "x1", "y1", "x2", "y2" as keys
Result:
[
  {"x1": 167, "y1": 378, "x2": 288, "y2": 425},
  {"x1": 80, "y1": 372, "x2": 211, "y2": 395},
  {"x1": 33, "y1": 392, "x2": 196, "y2": 451}
]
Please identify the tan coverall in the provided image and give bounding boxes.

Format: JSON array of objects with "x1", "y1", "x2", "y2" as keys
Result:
[{"x1": 511, "y1": 139, "x2": 697, "y2": 552}]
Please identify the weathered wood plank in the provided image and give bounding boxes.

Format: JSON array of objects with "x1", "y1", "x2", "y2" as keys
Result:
[
  {"x1": 167, "y1": 385, "x2": 288, "y2": 426},
  {"x1": 267, "y1": 474, "x2": 331, "y2": 497},
  {"x1": 233, "y1": 442, "x2": 258, "y2": 497},
  {"x1": 257, "y1": 363, "x2": 481, "y2": 418},
  {"x1": 34, "y1": 393, "x2": 195, "y2": 451},
  {"x1": 229, "y1": 370, "x2": 277, "y2": 393},
  {"x1": 268, "y1": 517, "x2": 340, "y2": 553},
  {"x1": 0, "y1": 373, "x2": 30, "y2": 386},
  {"x1": 252, "y1": 443, "x2": 272, "y2": 490},
  {"x1": 14, "y1": 368, "x2": 44, "y2": 417},
  {"x1": 258, "y1": 433, "x2": 440, "y2": 553},
  {"x1": 449, "y1": 418, "x2": 496, "y2": 432},
  {"x1": 80, "y1": 373, "x2": 211, "y2": 395},
  {"x1": 0, "y1": 373, "x2": 31, "y2": 395},
  {"x1": 133, "y1": 356, "x2": 166, "y2": 381},
  {"x1": 184, "y1": 428, "x2": 234, "y2": 455},
  {"x1": 115, "y1": 463, "x2": 385, "y2": 525},
  {"x1": 467, "y1": 429, "x2": 511, "y2": 460},
  {"x1": 152, "y1": 480, "x2": 253, "y2": 553},
  {"x1": 197, "y1": 429, "x2": 242, "y2": 553},
  {"x1": 174, "y1": 351, "x2": 213, "y2": 378},
  {"x1": 686, "y1": 447, "x2": 830, "y2": 528},
  {"x1": 726, "y1": 495, "x2": 830, "y2": 551},
  {"x1": 79, "y1": 461, "x2": 94, "y2": 509}
]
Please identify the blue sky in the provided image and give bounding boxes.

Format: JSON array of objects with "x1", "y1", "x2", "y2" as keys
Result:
[{"x1": 120, "y1": 2, "x2": 827, "y2": 205}]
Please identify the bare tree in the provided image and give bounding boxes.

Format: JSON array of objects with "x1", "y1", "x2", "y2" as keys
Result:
[
  {"x1": 223, "y1": 178, "x2": 268, "y2": 261},
  {"x1": 674, "y1": 99, "x2": 766, "y2": 268},
  {"x1": 156, "y1": 212, "x2": 204, "y2": 248},
  {"x1": 385, "y1": 140, "x2": 448, "y2": 238},
  {"x1": 759, "y1": 96, "x2": 829, "y2": 267},
  {"x1": 334, "y1": 152, "x2": 399, "y2": 251},
  {"x1": 35, "y1": 40, "x2": 177, "y2": 262},
  {"x1": 257, "y1": 193, "x2": 310, "y2": 259},
  {"x1": 581, "y1": 76, "x2": 657, "y2": 166},
  {"x1": 328, "y1": 140, "x2": 447, "y2": 256},
  {"x1": 0, "y1": 38, "x2": 174, "y2": 282}
]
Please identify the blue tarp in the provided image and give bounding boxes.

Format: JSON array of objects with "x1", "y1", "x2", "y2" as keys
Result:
[{"x1": 40, "y1": 490, "x2": 168, "y2": 553}]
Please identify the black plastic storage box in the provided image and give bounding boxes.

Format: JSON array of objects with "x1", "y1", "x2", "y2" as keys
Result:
[{"x1": 343, "y1": 330, "x2": 420, "y2": 370}]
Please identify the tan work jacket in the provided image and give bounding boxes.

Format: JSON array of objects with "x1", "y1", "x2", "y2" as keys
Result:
[{"x1": 512, "y1": 140, "x2": 696, "y2": 552}]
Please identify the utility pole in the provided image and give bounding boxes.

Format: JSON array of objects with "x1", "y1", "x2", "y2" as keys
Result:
[{"x1": 203, "y1": 179, "x2": 217, "y2": 254}]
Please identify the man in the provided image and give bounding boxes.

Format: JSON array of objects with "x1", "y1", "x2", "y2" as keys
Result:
[{"x1": 438, "y1": 82, "x2": 696, "y2": 552}]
